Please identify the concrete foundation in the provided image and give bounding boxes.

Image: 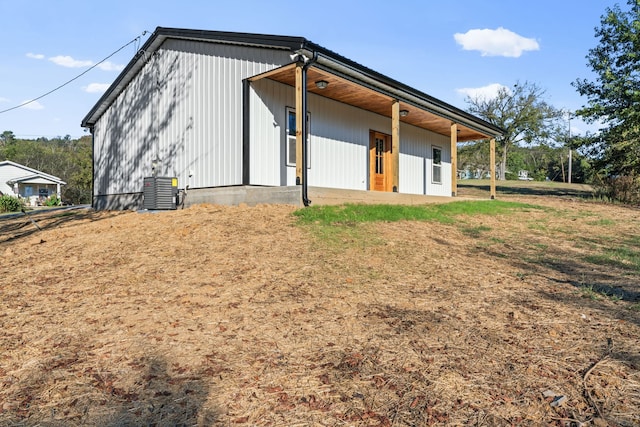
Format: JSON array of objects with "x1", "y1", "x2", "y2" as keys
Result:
[
  {"x1": 184, "y1": 186, "x2": 302, "y2": 208},
  {"x1": 93, "y1": 185, "x2": 462, "y2": 211}
]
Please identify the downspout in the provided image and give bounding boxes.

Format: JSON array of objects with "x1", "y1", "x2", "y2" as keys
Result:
[
  {"x1": 90, "y1": 127, "x2": 95, "y2": 209},
  {"x1": 301, "y1": 51, "x2": 318, "y2": 207}
]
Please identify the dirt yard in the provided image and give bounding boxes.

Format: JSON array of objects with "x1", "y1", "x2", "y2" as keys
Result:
[{"x1": 0, "y1": 192, "x2": 639, "y2": 426}]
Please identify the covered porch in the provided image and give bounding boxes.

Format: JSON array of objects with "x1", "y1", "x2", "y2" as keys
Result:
[
  {"x1": 249, "y1": 53, "x2": 501, "y2": 201},
  {"x1": 8, "y1": 175, "x2": 65, "y2": 206}
]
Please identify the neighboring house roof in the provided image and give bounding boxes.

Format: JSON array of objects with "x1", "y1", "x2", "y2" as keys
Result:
[
  {"x1": 0, "y1": 160, "x2": 66, "y2": 195},
  {"x1": 81, "y1": 27, "x2": 504, "y2": 141}
]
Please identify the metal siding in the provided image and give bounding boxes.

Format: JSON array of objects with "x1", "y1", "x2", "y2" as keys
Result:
[
  {"x1": 92, "y1": 38, "x2": 290, "y2": 197},
  {"x1": 249, "y1": 79, "x2": 291, "y2": 186},
  {"x1": 308, "y1": 95, "x2": 389, "y2": 190},
  {"x1": 398, "y1": 125, "x2": 452, "y2": 195},
  {"x1": 424, "y1": 134, "x2": 452, "y2": 197},
  {"x1": 93, "y1": 61, "x2": 156, "y2": 197},
  {"x1": 399, "y1": 124, "x2": 428, "y2": 195}
]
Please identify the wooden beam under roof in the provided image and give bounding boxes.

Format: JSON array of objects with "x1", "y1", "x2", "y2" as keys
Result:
[
  {"x1": 391, "y1": 101, "x2": 400, "y2": 192},
  {"x1": 263, "y1": 65, "x2": 492, "y2": 142}
]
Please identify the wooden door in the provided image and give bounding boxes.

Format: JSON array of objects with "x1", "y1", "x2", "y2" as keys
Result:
[{"x1": 370, "y1": 131, "x2": 391, "y2": 191}]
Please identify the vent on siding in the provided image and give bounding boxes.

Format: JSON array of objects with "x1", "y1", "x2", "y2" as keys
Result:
[{"x1": 143, "y1": 177, "x2": 178, "y2": 210}]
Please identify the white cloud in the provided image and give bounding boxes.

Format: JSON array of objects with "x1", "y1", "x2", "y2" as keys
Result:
[
  {"x1": 457, "y1": 83, "x2": 510, "y2": 101},
  {"x1": 49, "y1": 55, "x2": 93, "y2": 68},
  {"x1": 454, "y1": 27, "x2": 539, "y2": 57},
  {"x1": 21, "y1": 100, "x2": 44, "y2": 110},
  {"x1": 0, "y1": 97, "x2": 9, "y2": 103},
  {"x1": 26, "y1": 52, "x2": 45, "y2": 60},
  {"x1": 83, "y1": 83, "x2": 111, "y2": 93},
  {"x1": 47, "y1": 55, "x2": 124, "y2": 71},
  {"x1": 97, "y1": 61, "x2": 125, "y2": 72}
]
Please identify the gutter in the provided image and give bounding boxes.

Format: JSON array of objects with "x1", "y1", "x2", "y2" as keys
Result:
[{"x1": 300, "y1": 48, "x2": 504, "y2": 138}]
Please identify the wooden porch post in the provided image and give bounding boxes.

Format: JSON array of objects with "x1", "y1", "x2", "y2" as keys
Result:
[
  {"x1": 490, "y1": 138, "x2": 497, "y2": 199},
  {"x1": 391, "y1": 101, "x2": 400, "y2": 192},
  {"x1": 451, "y1": 122, "x2": 458, "y2": 196},
  {"x1": 295, "y1": 64, "x2": 303, "y2": 185}
]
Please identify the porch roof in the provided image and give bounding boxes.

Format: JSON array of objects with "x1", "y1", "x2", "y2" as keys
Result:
[
  {"x1": 8, "y1": 174, "x2": 66, "y2": 186},
  {"x1": 250, "y1": 62, "x2": 497, "y2": 142}
]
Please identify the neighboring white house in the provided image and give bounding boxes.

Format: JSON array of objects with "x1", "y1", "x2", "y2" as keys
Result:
[
  {"x1": 0, "y1": 160, "x2": 66, "y2": 206},
  {"x1": 82, "y1": 27, "x2": 503, "y2": 210}
]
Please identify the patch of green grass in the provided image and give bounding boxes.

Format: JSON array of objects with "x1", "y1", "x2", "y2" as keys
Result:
[
  {"x1": 294, "y1": 201, "x2": 541, "y2": 247},
  {"x1": 577, "y1": 284, "x2": 623, "y2": 302},
  {"x1": 578, "y1": 284, "x2": 603, "y2": 301},
  {"x1": 527, "y1": 222, "x2": 549, "y2": 232},
  {"x1": 625, "y1": 235, "x2": 640, "y2": 246},
  {"x1": 585, "y1": 246, "x2": 640, "y2": 271},
  {"x1": 629, "y1": 303, "x2": 640, "y2": 312},
  {"x1": 294, "y1": 200, "x2": 541, "y2": 226},
  {"x1": 586, "y1": 218, "x2": 616, "y2": 226}
]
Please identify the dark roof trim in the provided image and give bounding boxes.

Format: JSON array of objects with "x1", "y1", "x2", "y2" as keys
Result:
[
  {"x1": 82, "y1": 27, "x2": 312, "y2": 127},
  {"x1": 150, "y1": 27, "x2": 308, "y2": 51},
  {"x1": 82, "y1": 27, "x2": 504, "y2": 137}
]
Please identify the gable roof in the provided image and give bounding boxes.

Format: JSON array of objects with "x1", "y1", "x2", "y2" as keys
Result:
[
  {"x1": 0, "y1": 160, "x2": 66, "y2": 190},
  {"x1": 82, "y1": 27, "x2": 503, "y2": 140}
]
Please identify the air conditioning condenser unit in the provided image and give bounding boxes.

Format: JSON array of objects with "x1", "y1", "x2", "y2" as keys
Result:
[{"x1": 143, "y1": 177, "x2": 178, "y2": 210}]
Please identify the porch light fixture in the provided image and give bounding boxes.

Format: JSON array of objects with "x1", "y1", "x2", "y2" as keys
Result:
[
  {"x1": 400, "y1": 109, "x2": 409, "y2": 117},
  {"x1": 315, "y1": 80, "x2": 328, "y2": 89}
]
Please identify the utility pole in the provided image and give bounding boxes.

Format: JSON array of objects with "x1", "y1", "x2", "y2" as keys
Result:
[{"x1": 567, "y1": 111, "x2": 573, "y2": 184}]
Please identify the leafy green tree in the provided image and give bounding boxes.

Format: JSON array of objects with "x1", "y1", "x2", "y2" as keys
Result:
[
  {"x1": 464, "y1": 81, "x2": 564, "y2": 180},
  {"x1": 458, "y1": 139, "x2": 491, "y2": 179},
  {"x1": 0, "y1": 130, "x2": 15, "y2": 146},
  {"x1": 0, "y1": 130, "x2": 16, "y2": 159},
  {"x1": 573, "y1": 0, "x2": 640, "y2": 178},
  {"x1": 64, "y1": 136, "x2": 93, "y2": 204}
]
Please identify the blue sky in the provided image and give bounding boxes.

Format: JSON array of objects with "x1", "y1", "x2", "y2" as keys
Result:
[{"x1": 0, "y1": 0, "x2": 612, "y2": 139}]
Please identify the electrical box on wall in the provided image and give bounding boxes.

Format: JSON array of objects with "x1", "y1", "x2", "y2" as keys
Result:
[{"x1": 143, "y1": 177, "x2": 178, "y2": 210}]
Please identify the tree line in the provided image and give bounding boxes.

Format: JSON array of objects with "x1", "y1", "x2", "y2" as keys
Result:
[{"x1": 0, "y1": 131, "x2": 92, "y2": 205}]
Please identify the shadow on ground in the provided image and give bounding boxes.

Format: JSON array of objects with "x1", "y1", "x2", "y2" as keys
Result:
[
  {"x1": 0, "y1": 350, "x2": 217, "y2": 426},
  {"x1": 458, "y1": 182, "x2": 595, "y2": 198},
  {"x1": 0, "y1": 207, "x2": 113, "y2": 245}
]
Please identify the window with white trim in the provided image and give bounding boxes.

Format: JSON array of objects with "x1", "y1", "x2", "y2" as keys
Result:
[
  {"x1": 286, "y1": 107, "x2": 310, "y2": 167},
  {"x1": 432, "y1": 146, "x2": 442, "y2": 184}
]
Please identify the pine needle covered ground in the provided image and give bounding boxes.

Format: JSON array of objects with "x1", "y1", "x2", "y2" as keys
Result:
[{"x1": 1, "y1": 187, "x2": 638, "y2": 426}]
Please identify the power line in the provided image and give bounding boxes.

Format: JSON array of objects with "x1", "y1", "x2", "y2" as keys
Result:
[{"x1": 0, "y1": 31, "x2": 149, "y2": 115}]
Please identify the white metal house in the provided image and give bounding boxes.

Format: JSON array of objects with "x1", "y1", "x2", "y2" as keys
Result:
[
  {"x1": 0, "y1": 160, "x2": 65, "y2": 206},
  {"x1": 82, "y1": 27, "x2": 502, "y2": 210}
]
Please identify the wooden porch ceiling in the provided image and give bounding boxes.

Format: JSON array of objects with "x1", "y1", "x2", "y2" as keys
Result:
[{"x1": 260, "y1": 66, "x2": 489, "y2": 142}]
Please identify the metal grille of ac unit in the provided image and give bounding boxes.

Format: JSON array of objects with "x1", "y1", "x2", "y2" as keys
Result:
[{"x1": 143, "y1": 177, "x2": 177, "y2": 210}]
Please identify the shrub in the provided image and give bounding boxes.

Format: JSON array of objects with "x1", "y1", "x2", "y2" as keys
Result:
[
  {"x1": 0, "y1": 195, "x2": 23, "y2": 213},
  {"x1": 44, "y1": 194, "x2": 61, "y2": 207},
  {"x1": 592, "y1": 173, "x2": 640, "y2": 205}
]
